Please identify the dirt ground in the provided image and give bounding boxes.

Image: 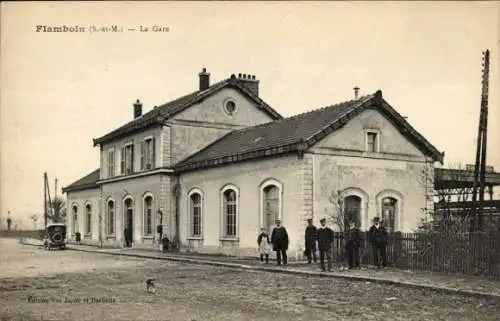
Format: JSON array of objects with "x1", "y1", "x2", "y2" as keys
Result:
[{"x1": 1, "y1": 238, "x2": 499, "y2": 321}]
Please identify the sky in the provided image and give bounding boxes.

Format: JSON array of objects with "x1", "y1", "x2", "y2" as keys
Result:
[{"x1": 1, "y1": 1, "x2": 499, "y2": 229}]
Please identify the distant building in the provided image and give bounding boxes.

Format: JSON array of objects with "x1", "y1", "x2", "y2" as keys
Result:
[{"x1": 63, "y1": 69, "x2": 445, "y2": 257}]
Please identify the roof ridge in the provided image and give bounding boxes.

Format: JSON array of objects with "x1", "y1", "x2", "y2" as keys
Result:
[
  {"x1": 283, "y1": 92, "x2": 376, "y2": 122},
  {"x1": 225, "y1": 92, "x2": 377, "y2": 135},
  {"x1": 156, "y1": 78, "x2": 231, "y2": 116}
]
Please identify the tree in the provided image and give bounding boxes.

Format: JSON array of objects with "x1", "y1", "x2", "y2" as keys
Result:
[
  {"x1": 30, "y1": 214, "x2": 39, "y2": 230},
  {"x1": 48, "y1": 196, "x2": 67, "y2": 223},
  {"x1": 324, "y1": 190, "x2": 347, "y2": 232},
  {"x1": 7, "y1": 217, "x2": 12, "y2": 231},
  {"x1": 417, "y1": 161, "x2": 474, "y2": 235}
]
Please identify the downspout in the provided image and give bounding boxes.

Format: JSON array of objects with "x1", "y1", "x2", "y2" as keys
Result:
[
  {"x1": 99, "y1": 185, "x2": 103, "y2": 248},
  {"x1": 172, "y1": 175, "x2": 181, "y2": 251},
  {"x1": 99, "y1": 144, "x2": 103, "y2": 248}
]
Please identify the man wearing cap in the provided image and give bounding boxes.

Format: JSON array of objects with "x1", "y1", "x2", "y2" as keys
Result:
[
  {"x1": 345, "y1": 221, "x2": 362, "y2": 269},
  {"x1": 304, "y1": 218, "x2": 318, "y2": 264},
  {"x1": 271, "y1": 219, "x2": 289, "y2": 265},
  {"x1": 317, "y1": 218, "x2": 334, "y2": 271},
  {"x1": 368, "y1": 217, "x2": 388, "y2": 268}
]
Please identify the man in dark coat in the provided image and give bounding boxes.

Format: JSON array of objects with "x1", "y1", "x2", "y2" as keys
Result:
[
  {"x1": 271, "y1": 219, "x2": 289, "y2": 266},
  {"x1": 368, "y1": 217, "x2": 388, "y2": 268},
  {"x1": 345, "y1": 221, "x2": 362, "y2": 269},
  {"x1": 317, "y1": 218, "x2": 334, "y2": 271},
  {"x1": 304, "y1": 219, "x2": 318, "y2": 264}
]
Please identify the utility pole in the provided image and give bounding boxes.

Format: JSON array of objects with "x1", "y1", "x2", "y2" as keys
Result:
[
  {"x1": 44, "y1": 173, "x2": 48, "y2": 228},
  {"x1": 471, "y1": 49, "x2": 490, "y2": 232}
]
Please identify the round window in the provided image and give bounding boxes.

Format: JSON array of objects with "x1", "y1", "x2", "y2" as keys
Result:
[{"x1": 224, "y1": 100, "x2": 236, "y2": 115}]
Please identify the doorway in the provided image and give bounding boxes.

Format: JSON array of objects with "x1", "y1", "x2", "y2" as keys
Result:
[{"x1": 124, "y1": 198, "x2": 133, "y2": 247}]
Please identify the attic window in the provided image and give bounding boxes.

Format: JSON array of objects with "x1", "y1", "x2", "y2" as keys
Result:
[
  {"x1": 365, "y1": 129, "x2": 380, "y2": 153},
  {"x1": 224, "y1": 100, "x2": 237, "y2": 115},
  {"x1": 254, "y1": 137, "x2": 263, "y2": 143}
]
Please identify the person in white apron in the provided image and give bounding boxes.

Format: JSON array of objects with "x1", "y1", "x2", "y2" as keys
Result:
[{"x1": 257, "y1": 227, "x2": 271, "y2": 264}]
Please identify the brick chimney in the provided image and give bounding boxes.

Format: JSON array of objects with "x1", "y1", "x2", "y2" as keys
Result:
[
  {"x1": 353, "y1": 87, "x2": 360, "y2": 99},
  {"x1": 237, "y1": 73, "x2": 259, "y2": 97},
  {"x1": 198, "y1": 68, "x2": 210, "y2": 91},
  {"x1": 133, "y1": 99, "x2": 142, "y2": 119}
]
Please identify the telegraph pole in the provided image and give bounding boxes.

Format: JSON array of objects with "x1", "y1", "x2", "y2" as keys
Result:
[
  {"x1": 471, "y1": 50, "x2": 490, "y2": 232},
  {"x1": 44, "y1": 173, "x2": 48, "y2": 228}
]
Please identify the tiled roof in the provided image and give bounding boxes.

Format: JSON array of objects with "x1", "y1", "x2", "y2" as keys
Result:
[
  {"x1": 92, "y1": 77, "x2": 283, "y2": 146},
  {"x1": 62, "y1": 169, "x2": 100, "y2": 193},
  {"x1": 175, "y1": 90, "x2": 444, "y2": 172}
]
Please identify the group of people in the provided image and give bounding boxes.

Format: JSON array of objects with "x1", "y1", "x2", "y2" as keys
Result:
[{"x1": 257, "y1": 217, "x2": 389, "y2": 271}]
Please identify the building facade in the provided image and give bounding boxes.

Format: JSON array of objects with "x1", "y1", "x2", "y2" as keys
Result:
[{"x1": 62, "y1": 69, "x2": 444, "y2": 258}]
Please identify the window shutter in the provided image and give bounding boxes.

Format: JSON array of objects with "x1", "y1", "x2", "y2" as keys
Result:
[
  {"x1": 151, "y1": 137, "x2": 156, "y2": 168},
  {"x1": 140, "y1": 141, "x2": 145, "y2": 170},
  {"x1": 104, "y1": 151, "x2": 109, "y2": 177},
  {"x1": 120, "y1": 147, "x2": 125, "y2": 174},
  {"x1": 130, "y1": 145, "x2": 134, "y2": 171}
]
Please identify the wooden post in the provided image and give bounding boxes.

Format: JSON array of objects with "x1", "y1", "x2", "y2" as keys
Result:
[
  {"x1": 44, "y1": 173, "x2": 48, "y2": 228},
  {"x1": 471, "y1": 50, "x2": 490, "y2": 232},
  {"x1": 46, "y1": 175, "x2": 52, "y2": 223}
]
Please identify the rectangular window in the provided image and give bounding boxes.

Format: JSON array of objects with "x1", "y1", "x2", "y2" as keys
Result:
[
  {"x1": 120, "y1": 147, "x2": 125, "y2": 174},
  {"x1": 141, "y1": 137, "x2": 155, "y2": 170},
  {"x1": 121, "y1": 143, "x2": 134, "y2": 174},
  {"x1": 367, "y1": 132, "x2": 378, "y2": 152},
  {"x1": 107, "y1": 149, "x2": 115, "y2": 178}
]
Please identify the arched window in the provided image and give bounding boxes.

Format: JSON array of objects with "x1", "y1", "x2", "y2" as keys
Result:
[
  {"x1": 107, "y1": 200, "x2": 115, "y2": 235},
  {"x1": 85, "y1": 204, "x2": 92, "y2": 235},
  {"x1": 263, "y1": 185, "x2": 280, "y2": 233},
  {"x1": 381, "y1": 197, "x2": 397, "y2": 233},
  {"x1": 143, "y1": 196, "x2": 153, "y2": 236},
  {"x1": 189, "y1": 192, "x2": 202, "y2": 237},
  {"x1": 222, "y1": 187, "x2": 238, "y2": 237},
  {"x1": 72, "y1": 205, "x2": 78, "y2": 234},
  {"x1": 344, "y1": 195, "x2": 362, "y2": 230}
]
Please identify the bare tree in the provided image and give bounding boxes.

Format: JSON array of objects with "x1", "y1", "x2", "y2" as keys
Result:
[
  {"x1": 417, "y1": 161, "x2": 474, "y2": 235},
  {"x1": 324, "y1": 190, "x2": 347, "y2": 232},
  {"x1": 30, "y1": 214, "x2": 39, "y2": 230}
]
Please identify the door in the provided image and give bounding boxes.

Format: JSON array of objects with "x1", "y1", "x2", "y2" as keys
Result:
[{"x1": 124, "y1": 199, "x2": 133, "y2": 247}]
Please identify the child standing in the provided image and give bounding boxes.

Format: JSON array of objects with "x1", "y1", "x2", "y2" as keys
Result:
[{"x1": 257, "y1": 227, "x2": 271, "y2": 264}]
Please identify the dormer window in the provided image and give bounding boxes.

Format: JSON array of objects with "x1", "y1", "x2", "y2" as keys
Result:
[
  {"x1": 365, "y1": 129, "x2": 380, "y2": 153},
  {"x1": 120, "y1": 142, "x2": 134, "y2": 174},
  {"x1": 140, "y1": 136, "x2": 156, "y2": 171}
]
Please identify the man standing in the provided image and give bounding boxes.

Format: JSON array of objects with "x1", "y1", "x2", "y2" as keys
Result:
[
  {"x1": 271, "y1": 219, "x2": 289, "y2": 266},
  {"x1": 345, "y1": 221, "x2": 362, "y2": 269},
  {"x1": 368, "y1": 217, "x2": 388, "y2": 268},
  {"x1": 317, "y1": 218, "x2": 334, "y2": 272},
  {"x1": 304, "y1": 219, "x2": 318, "y2": 264}
]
